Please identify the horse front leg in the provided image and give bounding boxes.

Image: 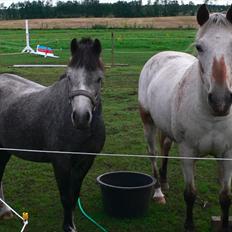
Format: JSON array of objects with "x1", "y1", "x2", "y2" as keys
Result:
[
  {"x1": 53, "y1": 160, "x2": 76, "y2": 232},
  {"x1": 180, "y1": 144, "x2": 196, "y2": 232},
  {"x1": 139, "y1": 107, "x2": 165, "y2": 203},
  {"x1": 148, "y1": 134, "x2": 165, "y2": 204},
  {"x1": 218, "y1": 158, "x2": 232, "y2": 232},
  {"x1": 71, "y1": 157, "x2": 95, "y2": 209},
  {"x1": 158, "y1": 131, "x2": 172, "y2": 191},
  {"x1": 0, "y1": 152, "x2": 13, "y2": 219}
]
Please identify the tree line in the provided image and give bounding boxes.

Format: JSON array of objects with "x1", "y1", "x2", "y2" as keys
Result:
[{"x1": 0, "y1": 0, "x2": 229, "y2": 20}]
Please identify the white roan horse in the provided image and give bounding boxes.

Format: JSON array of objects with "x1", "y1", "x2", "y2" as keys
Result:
[{"x1": 139, "y1": 4, "x2": 232, "y2": 232}]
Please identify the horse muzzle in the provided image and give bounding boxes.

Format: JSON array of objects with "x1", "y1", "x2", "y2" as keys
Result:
[
  {"x1": 71, "y1": 110, "x2": 92, "y2": 129},
  {"x1": 208, "y1": 92, "x2": 232, "y2": 116},
  {"x1": 69, "y1": 89, "x2": 97, "y2": 129}
]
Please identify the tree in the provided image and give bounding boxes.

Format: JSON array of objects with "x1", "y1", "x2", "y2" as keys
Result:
[{"x1": 0, "y1": 0, "x2": 229, "y2": 20}]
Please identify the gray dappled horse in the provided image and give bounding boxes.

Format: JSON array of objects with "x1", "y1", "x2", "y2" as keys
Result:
[
  {"x1": 0, "y1": 38, "x2": 105, "y2": 232},
  {"x1": 139, "y1": 4, "x2": 232, "y2": 232}
]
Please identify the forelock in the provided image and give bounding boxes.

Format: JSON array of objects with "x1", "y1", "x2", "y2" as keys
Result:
[{"x1": 69, "y1": 38, "x2": 103, "y2": 71}]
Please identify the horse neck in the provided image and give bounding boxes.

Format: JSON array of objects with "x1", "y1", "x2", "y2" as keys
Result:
[
  {"x1": 195, "y1": 61, "x2": 213, "y2": 116},
  {"x1": 178, "y1": 61, "x2": 208, "y2": 117},
  {"x1": 47, "y1": 77, "x2": 70, "y2": 112}
]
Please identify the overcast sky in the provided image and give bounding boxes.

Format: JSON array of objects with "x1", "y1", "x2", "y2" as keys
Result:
[{"x1": 0, "y1": 0, "x2": 230, "y2": 7}]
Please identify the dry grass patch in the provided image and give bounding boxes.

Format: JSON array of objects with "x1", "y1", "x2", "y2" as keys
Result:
[{"x1": 0, "y1": 16, "x2": 197, "y2": 29}]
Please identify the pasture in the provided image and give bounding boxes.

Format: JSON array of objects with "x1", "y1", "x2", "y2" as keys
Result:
[{"x1": 0, "y1": 28, "x2": 222, "y2": 231}]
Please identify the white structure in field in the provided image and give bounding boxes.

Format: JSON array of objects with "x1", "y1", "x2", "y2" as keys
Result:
[
  {"x1": 35, "y1": 45, "x2": 59, "y2": 58},
  {"x1": 21, "y1": 20, "x2": 35, "y2": 54},
  {"x1": 21, "y1": 20, "x2": 59, "y2": 58}
]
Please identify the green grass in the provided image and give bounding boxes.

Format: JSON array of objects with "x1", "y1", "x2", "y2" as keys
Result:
[{"x1": 0, "y1": 28, "x2": 222, "y2": 232}]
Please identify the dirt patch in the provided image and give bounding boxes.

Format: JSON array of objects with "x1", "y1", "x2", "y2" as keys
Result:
[{"x1": 0, "y1": 16, "x2": 197, "y2": 29}]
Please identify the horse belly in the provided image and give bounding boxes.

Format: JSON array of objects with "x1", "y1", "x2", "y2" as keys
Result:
[{"x1": 14, "y1": 152, "x2": 51, "y2": 163}]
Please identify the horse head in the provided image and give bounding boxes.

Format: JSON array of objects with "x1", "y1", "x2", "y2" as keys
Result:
[
  {"x1": 67, "y1": 38, "x2": 104, "y2": 129},
  {"x1": 196, "y1": 4, "x2": 232, "y2": 116}
]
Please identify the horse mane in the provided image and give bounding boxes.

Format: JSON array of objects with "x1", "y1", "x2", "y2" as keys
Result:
[
  {"x1": 69, "y1": 37, "x2": 103, "y2": 71},
  {"x1": 197, "y1": 13, "x2": 232, "y2": 38},
  {"x1": 59, "y1": 38, "x2": 104, "y2": 81},
  {"x1": 59, "y1": 73, "x2": 67, "y2": 80}
]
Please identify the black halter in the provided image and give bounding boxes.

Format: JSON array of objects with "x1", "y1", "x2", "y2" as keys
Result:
[
  {"x1": 67, "y1": 76, "x2": 99, "y2": 111},
  {"x1": 68, "y1": 89, "x2": 98, "y2": 109}
]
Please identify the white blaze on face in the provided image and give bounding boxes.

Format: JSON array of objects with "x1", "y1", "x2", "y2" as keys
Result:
[
  {"x1": 68, "y1": 67, "x2": 93, "y2": 127},
  {"x1": 195, "y1": 15, "x2": 232, "y2": 116},
  {"x1": 196, "y1": 17, "x2": 232, "y2": 93}
]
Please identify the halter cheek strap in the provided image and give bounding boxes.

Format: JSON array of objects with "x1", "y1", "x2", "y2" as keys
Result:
[{"x1": 69, "y1": 89, "x2": 98, "y2": 109}]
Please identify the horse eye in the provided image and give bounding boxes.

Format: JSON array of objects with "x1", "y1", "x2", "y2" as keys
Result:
[{"x1": 196, "y1": 44, "x2": 204, "y2": 53}]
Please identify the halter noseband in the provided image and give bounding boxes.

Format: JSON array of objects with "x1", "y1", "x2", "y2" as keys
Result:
[{"x1": 68, "y1": 89, "x2": 98, "y2": 109}]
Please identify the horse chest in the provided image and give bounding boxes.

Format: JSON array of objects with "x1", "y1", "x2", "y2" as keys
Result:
[{"x1": 184, "y1": 122, "x2": 232, "y2": 155}]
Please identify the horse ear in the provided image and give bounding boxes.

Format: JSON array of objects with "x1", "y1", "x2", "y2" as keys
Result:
[
  {"x1": 197, "y1": 4, "x2": 209, "y2": 26},
  {"x1": 226, "y1": 5, "x2": 232, "y2": 24},
  {"x1": 70, "y1": 38, "x2": 78, "y2": 55},
  {"x1": 93, "y1": 39, "x2": 101, "y2": 56}
]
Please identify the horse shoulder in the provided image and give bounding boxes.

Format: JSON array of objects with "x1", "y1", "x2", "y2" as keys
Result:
[{"x1": 167, "y1": 60, "x2": 200, "y2": 142}]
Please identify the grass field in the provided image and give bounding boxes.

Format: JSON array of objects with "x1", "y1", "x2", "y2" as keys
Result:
[{"x1": 0, "y1": 28, "x2": 222, "y2": 232}]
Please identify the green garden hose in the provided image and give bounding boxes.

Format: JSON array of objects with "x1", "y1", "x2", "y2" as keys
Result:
[{"x1": 77, "y1": 198, "x2": 108, "y2": 232}]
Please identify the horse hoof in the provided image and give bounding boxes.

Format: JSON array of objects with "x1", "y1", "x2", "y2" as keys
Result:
[
  {"x1": 63, "y1": 225, "x2": 77, "y2": 232},
  {"x1": 153, "y1": 196, "x2": 166, "y2": 204},
  {"x1": 184, "y1": 226, "x2": 195, "y2": 232},
  {"x1": 0, "y1": 211, "x2": 13, "y2": 220},
  {"x1": 161, "y1": 182, "x2": 169, "y2": 192},
  {"x1": 185, "y1": 229, "x2": 195, "y2": 232},
  {"x1": 218, "y1": 227, "x2": 231, "y2": 232},
  {"x1": 64, "y1": 229, "x2": 77, "y2": 232},
  {"x1": 184, "y1": 222, "x2": 195, "y2": 232}
]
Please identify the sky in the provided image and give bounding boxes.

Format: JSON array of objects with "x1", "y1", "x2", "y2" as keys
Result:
[{"x1": 0, "y1": 0, "x2": 230, "y2": 7}]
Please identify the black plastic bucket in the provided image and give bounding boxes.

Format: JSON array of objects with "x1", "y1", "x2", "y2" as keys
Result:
[{"x1": 97, "y1": 171, "x2": 155, "y2": 218}]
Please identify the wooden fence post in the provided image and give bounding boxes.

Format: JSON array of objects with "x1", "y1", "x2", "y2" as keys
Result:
[{"x1": 111, "y1": 32, "x2": 115, "y2": 67}]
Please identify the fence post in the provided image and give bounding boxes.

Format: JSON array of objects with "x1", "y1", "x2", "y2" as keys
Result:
[{"x1": 111, "y1": 32, "x2": 115, "y2": 67}]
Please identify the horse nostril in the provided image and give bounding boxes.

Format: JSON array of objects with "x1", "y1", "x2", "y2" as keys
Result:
[
  {"x1": 208, "y1": 93, "x2": 213, "y2": 104},
  {"x1": 85, "y1": 111, "x2": 91, "y2": 123},
  {"x1": 71, "y1": 111, "x2": 91, "y2": 129},
  {"x1": 72, "y1": 111, "x2": 77, "y2": 122}
]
